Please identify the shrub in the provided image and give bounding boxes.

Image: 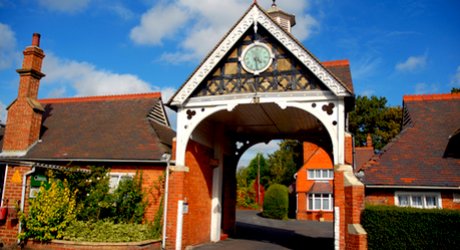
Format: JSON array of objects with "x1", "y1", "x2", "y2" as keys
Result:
[
  {"x1": 362, "y1": 205, "x2": 460, "y2": 250},
  {"x1": 112, "y1": 173, "x2": 147, "y2": 224},
  {"x1": 61, "y1": 220, "x2": 155, "y2": 242},
  {"x1": 19, "y1": 179, "x2": 77, "y2": 241},
  {"x1": 262, "y1": 184, "x2": 288, "y2": 219}
]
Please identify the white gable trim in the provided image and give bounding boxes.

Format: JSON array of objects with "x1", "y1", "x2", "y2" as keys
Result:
[{"x1": 170, "y1": 4, "x2": 350, "y2": 106}]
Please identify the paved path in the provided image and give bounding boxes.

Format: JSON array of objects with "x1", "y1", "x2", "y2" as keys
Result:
[{"x1": 192, "y1": 210, "x2": 333, "y2": 249}]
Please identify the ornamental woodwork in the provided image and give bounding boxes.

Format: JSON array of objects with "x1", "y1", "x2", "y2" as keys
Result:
[{"x1": 191, "y1": 28, "x2": 327, "y2": 97}]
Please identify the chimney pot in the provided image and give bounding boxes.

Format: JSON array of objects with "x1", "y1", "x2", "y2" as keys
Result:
[{"x1": 32, "y1": 33, "x2": 41, "y2": 47}]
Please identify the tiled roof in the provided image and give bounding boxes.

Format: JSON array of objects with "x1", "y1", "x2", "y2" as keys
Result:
[
  {"x1": 363, "y1": 93, "x2": 460, "y2": 187},
  {"x1": 8, "y1": 93, "x2": 175, "y2": 161},
  {"x1": 355, "y1": 146, "x2": 374, "y2": 172},
  {"x1": 322, "y1": 60, "x2": 354, "y2": 93},
  {"x1": 308, "y1": 181, "x2": 333, "y2": 194}
]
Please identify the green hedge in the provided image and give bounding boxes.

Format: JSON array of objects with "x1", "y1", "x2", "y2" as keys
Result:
[
  {"x1": 362, "y1": 205, "x2": 460, "y2": 250},
  {"x1": 262, "y1": 184, "x2": 288, "y2": 220}
]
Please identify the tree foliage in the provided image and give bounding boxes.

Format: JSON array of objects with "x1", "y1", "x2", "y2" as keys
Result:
[
  {"x1": 349, "y1": 95, "x2": 402, "y2": 150},
  {"x1": 267, "y1": 140, "x2": 302, "y2": 186},
  {"x1": 452, "y1": 87, "x2": 460, "y2": 93}
]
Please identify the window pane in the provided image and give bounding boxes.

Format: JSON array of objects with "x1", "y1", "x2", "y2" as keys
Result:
[
  {"x1": 425, "y1": 196, "x2": 437, "y2": 208},
  {"x1": 308, "y1": 195, "x2": 313, "y2": 210},
  {"x1": 322, "y1": 196, "x2": 330, "y2": 210},
  {"x1": 322, "y1": 170, "x2": 328, "y2": 178},
  {"x1": 398, "y1": 195, "x2": 409, "y2": 206},
  {"x1": 307, "y1": 170, "x2": 314, "y2": 179},
  {"x1": 314, "y1": 196, "x2": 321, "y2": 210},
  {"x1": 328, "y1": 170, "x2": 334, "y2": 179},
  {"x1": 412, "y1": 196, "x2": 423, "y2": 207},
  {"x1": 109, "y1": 175, "x2": 119, "y2": 192}
]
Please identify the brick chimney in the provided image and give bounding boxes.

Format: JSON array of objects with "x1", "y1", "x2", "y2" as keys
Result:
[
  {"x1": 366, "y1": 134, "x2": 373, "y2": 148},
  {"x1": 2, "y1": 33, "x2": 45, "y2": 155},
  {"x1": 266, "y1": 0, "x2": 296, "y2": 33}
]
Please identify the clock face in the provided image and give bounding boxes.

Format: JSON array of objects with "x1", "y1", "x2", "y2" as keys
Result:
[{"x1": 241, "y1": 42, "x2": 273, "y2": 74}]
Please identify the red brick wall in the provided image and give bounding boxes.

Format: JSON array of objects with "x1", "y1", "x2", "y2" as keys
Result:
[
  {"x1": 345, "y1": 134, "x2": 353, "y2": 166},
  {"x1": 0, "y1": 165, "x2": 32, "y2": 245}
]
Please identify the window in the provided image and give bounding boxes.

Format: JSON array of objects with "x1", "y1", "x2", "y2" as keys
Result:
[
  {"x1": 307, "y1": 169, "x2": 333, "y2": 180},
  {"x1": 307, "y1": 193, "x2": 333, "y2": 211},
  {"x1": 395, "y1": 192, "x2": 442, "y2": 209},
  {"x1": 109, "y1": 173, "x2": 134, "y2": 192}
]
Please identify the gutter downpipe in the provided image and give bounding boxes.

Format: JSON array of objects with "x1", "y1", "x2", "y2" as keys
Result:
[
  {"x1": 19, "y1": 166, "x2": 36, "y2": 242},
  {"x1": 162, "y1": 154, "x2": 172, "y2": 250}
]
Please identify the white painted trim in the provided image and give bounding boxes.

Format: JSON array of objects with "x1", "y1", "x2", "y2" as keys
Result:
[
  {"x1": 170, "y1": 5, "x2": 350, "y2": 106},
  {"x1": 1, "y1": 164, "x2": 8, "y2": 207},
  {"x1": 175, "y1": 200, "x2": 184, "y2": 250},
  {"x1": 334, "y1": 207, "x2": 339, "y2": 250},
  {"x1": 366, "y1": 185, "x2": 460, "y2": 190},
  {"x1": 210, "y1": 125, "x2": 224, "y2": 242}
]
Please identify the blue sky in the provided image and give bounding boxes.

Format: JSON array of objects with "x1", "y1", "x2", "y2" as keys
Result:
[{"x1": 1, "y1": 0, "x2": 459, "y2": 166}]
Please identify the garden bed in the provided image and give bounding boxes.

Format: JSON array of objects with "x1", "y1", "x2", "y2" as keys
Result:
[{"x1": 24, "y1": 239, "x2": 161, "y2": 250}]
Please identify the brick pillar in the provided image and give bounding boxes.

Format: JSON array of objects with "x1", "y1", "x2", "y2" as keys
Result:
[
  {"x1": 335, "y1": 165, "x2": 367, "y2": 250},
  {"x1": 344, "y1": 133, "x2": 353, "y2": 166},
  {"x1": 165, "y1": 170, "x2": 186, "y2": 249}
]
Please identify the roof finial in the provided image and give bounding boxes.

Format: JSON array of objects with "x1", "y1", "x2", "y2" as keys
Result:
[{"x1": 272, "y1": 0, "x2": 277, "y2": 7}]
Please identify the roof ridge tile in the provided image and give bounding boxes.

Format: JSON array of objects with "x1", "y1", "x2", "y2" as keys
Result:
[
  {"x1": 403, "y1": 93, "x2": 460, "y2": 102},
  {"x1": 321, "y1": 59, "x2": 350, "y2": 67},
  {"x1": 39, "y1": 92, "x2": 162, "y2": 104}
]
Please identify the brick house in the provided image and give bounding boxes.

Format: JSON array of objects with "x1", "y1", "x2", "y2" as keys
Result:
[
  {"x1": 361, "y1": 93, "x2": 460, "y2": 210},
  {"x1": 0, "y1": 34, "x2": 175, "y2": 245}
]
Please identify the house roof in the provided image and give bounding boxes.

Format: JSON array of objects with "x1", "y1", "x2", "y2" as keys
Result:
[
  {"x1": 363, "y1": 93, "x2": 460, "y2": 188},
  {"x1": 1, "y1": 92, "x2": 175, "y2": 162},
  {"x1": 355, "y1": 146, "x2": 374, "y2": 172},
  {"x1": 322, "y1": 60, "x2": 354, "y2": 93},
  {"x1": 308, "y1": 182, "x2": 333, "y2": 194}
]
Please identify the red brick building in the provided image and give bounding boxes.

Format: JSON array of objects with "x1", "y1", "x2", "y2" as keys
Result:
[
  {"x1": 0, "y1": 34, "x2": 175, "y2": 246},
  {"x1": 361, "y1": 93, "x2": 460, "y2": 210}
]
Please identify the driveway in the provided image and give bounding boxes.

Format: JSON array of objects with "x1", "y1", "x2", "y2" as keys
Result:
[{"x1": 192, "y1": 210, "x2": 333, "y2": 249}]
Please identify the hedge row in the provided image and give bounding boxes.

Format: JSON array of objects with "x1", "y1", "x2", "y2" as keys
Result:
[{"x1": 362, "y1": 205, "x2": 460, "y2": 250}]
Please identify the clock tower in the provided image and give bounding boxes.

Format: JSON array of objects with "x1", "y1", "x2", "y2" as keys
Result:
[{"x1": 267, "y1": 0, "x2": 296, "y2": 32}]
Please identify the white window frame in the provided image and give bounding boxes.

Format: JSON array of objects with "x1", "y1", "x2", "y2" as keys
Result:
[
  {"x1": 453, "y1": 193, "x2": 460, "y2": 203},
  {"x1": 307, "y1": 193, "x2": 333, "y2": 211},
  {"x1": 109, "y1": 173, "x2": 134, "y2": 192},
  {"x1": 307, "y1": 169, "x2": 334, "y2": 180},
  {"x1": 394, "y1": 191, "x2": 442, "y2": 209}
]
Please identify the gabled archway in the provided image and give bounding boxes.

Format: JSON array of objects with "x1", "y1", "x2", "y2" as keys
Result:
[{"x1": 165, "y1": 3, "x2": 365, "y2": 250}]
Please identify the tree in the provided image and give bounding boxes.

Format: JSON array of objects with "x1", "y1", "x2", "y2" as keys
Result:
[
  {"x1": 452, "y1": 88, "x2": 460, "y2": 93},
  {"x1": 266, "y1": 140, "x2": 302, "y2": 186},
  {"x1": 349, "y1": 95, "x2": 402, "y2": 150}
]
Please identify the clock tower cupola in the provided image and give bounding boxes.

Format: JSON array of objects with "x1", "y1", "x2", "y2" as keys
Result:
[{"x1": 267, "y1": 0, "x2": 296, "y2": 33}]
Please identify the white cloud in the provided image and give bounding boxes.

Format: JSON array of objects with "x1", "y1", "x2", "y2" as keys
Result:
[
  {"x1": 451, "y1": 66, "x2": 460, "y2": 87},
  {"x1": 414, "y1": 82, "x2": 438, "y2": 94},
  {"x1": 131, "y1": 0, "x2": 318, "y2": 62},
  {"x1": 109, "y1": 4, "x2": 135, "y2": 20},
  {"x1": 0, "y1": 23, "x2": 20, "y2": 71},
  {"x1": 129, "y1": 3, "x2": 189, "y2": 45},
  {"x1": 42, "y1": 53, "x2": 154, "y2": 97},
  {"x1": 351, "y1": 56, "x2": 382, "y2": 80},
  {"x1": 396, "y1": 55, "x2": 427, "y2": 72},
  {"x1": 37, "y1": 0, "x2": 91, "y2": 13}
]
